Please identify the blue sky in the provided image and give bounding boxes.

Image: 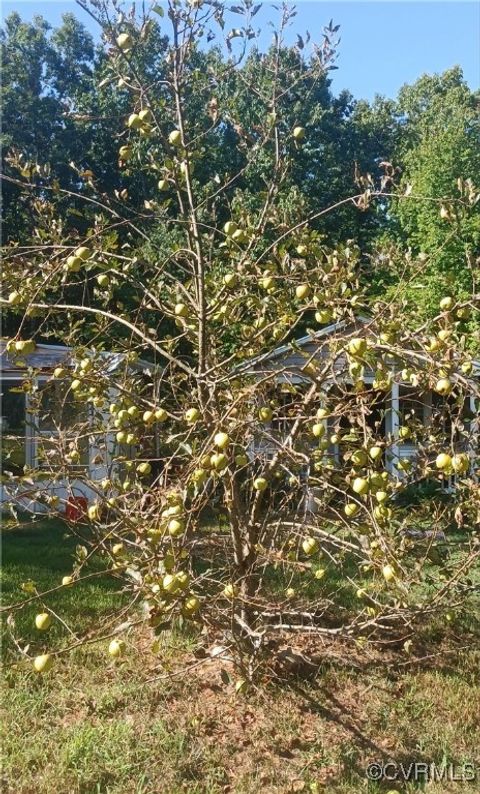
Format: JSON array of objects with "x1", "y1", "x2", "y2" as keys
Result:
[{"x1": 2, "y1": 1, "x2": 479, "y2": 101}]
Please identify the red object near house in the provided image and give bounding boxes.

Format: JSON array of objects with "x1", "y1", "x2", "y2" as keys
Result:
[{"x1": 65, "y1": 496, "x2": 88, "y2": 521}]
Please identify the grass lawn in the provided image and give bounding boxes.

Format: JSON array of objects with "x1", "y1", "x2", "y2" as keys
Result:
[{"x1": 1, "y1": 520, "x2": 480, "y2": 793}]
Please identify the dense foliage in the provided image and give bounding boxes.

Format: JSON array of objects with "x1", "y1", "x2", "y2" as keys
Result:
[{"x1": 2, "y1": 9, "x2": 479, "y2": 327}]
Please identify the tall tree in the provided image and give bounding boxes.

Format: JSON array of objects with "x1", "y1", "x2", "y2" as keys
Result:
[{"x1": 357, "y1": 69, "x2": 480, "y2": 319}]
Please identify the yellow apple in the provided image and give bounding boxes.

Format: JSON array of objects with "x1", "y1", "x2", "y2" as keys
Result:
[
  {"x1": 344, "y1": 502, "x2": 359, "y2": 517},
  {"x1": 117, "y1": 32, "x2": 133, "y2": 50},
  {"x1": 128, "y1": 113, "x2": 142, "y2": 129},
  {"x1": 157, "y1": 178, "x2": 169, "y2": 191},
  {"x1": 369, "y1": 446, "x2": 383, "y2": 461},
  {"x1": 112, "y1": 543, "x2": 124, "y2": 556},
  {"x1": 88, "y1": 504, "x2": 100, "y2": 521},
  {"x1": 293, "y1": 126, "x2": 305, "y2": 140},
  {"x1": 382, "y1": 564, "x2": 395, "y2": 583},
  {"x1": 223, "y1": 273, "x2": 238, "y2": 288},
  {"x1": 119, "y1": 145, "x2": 133, "y2": 160},
  {"x1": 435, "y1": 452, "x2": 452, "y2": 470},
  {"x1": 224, "y1": 221, "x2": 237, "y2": 236},
  {"x1": 185, "y1": 407, "x2": 200, "y2": 423},
  {"x1": 351, "y1": 449, "x2": 367, "y2": 467},
  {"x1": 192, "y1": 468, "x2": 207, "y2": 485},
  {"x1": 437, "y1": 329, "x2": 451, "y2": 343},
  {"x1": 296, "y1": 284, "x2": 311, "y2": 300},
  {"x1": 139, "y1": 108, "x2": 152, "y2": 123},
  {"x1": 137, "y1": 462, "x2": 151, "y2": 476},
  {"x1": 398, "y1": 426, "x2": 412, "y2": 440},
  {"x1": 258, "y1": 407, "x2": 273, "y2": 422},
  {"x1": 210, "y1": 452, "x2": 228, "y2": 470},
  {"x1": 174, "y1": 302, "x2": 188, "y2": 318},
  {"x1": 223, "y1": 583, "x2": 237, "y2": 599},
  {"x1": 347, "y1": 338, "x2": 367, "y2": 357},
  {"x1": 169, "y1": 129, "x2": 182, "y2": 146},
  {"x1": 53, "y1": 366, "x2": 67, "y2": 378},
  {"x1": 155, "y1": 408, "x2": 168, "y2": 422},
  {"x1": 33, "y1": 654, "x2": 53, "y2": 673},
  {"x1": 35, "y1": 612, "x2": 52, "y2": 631},
  {"x1": 176, "y1": 571, "x2": 189, "y2": 590},
  {"x1": 15, "y1": 339, "x2": 35, "y2": 354},
  {"x1": 375, "y1": 491, "x2": 388, "y2": 504},
  {"x1": 296, "y1": 244, "x2": 308, "y2": 256},
  {"x1": 451, "y1": 453, "x2": 469, "y2": 474},
  {"x1": 62, "y1": 575, "x2": 74, "y2": 587},
  {"x1": 314, "y1": 568, "x2": 326, "y2": 580},
  {"x1": 352, "y1": 477, "x2": 369, "y2": 495},
  {"x1": 75, "y1": 246, "x2": 91, "y2": 261},
  {"x1": 439, "y1": 296, "x2": 453, "y2": 311},
  {"x1": 253, "y1": 477, "x2": 268, "y2": 491},
  {"x1": 435, "y1": 377, "x2": 452, "y2": 396},
  {"x1": 162, "y1": 504, "x2": 183, "y2": 518},
  {"x1": 96, "y1": 274, "x2": 110, "y2": 288},
  {"x1": 182, "y1": 596, "x2": 200, "y2": 616},
  {"x1": 261, "y1": 275, "x2": 274, "y2": 290},
  {"x1": 316, "y1": 407, "x2": 329, "y2": 420},
  {"x1": 312, "y1": 423, "x2": 325, "y2": 438},
  {"x1": 168, "y1": 518, "x2": 184, "y2": 537},
  {"x1": 315, "y1": 309, "x2": 333, "y2": 324},
  {"x1": 116, "y1": 430, "x2": 127, "y2": 443},
  {"x1": 456, "y1": 306, "x2": 470, "y2": 320},
  {"x1": 143, "y1": 410, "x2": 155, "y2": 424},
  {"x1": 162, "y1": 575, "x2": 178, "y2": 596},
  {"x1": 108, "y1": 639, "x2": 126, "y2": 658},
  {"x1": 232, "y1": 228, "x2": 248, "y2": 243},
  {"x1": 235, "y1": 453, "x2": 248, "y2": 466},
  {"x1": 214, "y1": 431, "x2": 230, "y2": 450},
  {"x1": 302, "y1": 536, "x2": 319, "y2": 556},
  {"x1": 8, "y1": 291, "x2": 22, "y2": 304}
]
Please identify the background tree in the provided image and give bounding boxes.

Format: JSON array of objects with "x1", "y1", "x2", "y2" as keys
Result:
[{"x1": 358, "y1": 69, "x2": 480, "y2": 320}]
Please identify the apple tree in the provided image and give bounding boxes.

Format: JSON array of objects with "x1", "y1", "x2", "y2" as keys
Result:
[{"x1": 2, "y1": 0, "x2": 480, "y2": 682}]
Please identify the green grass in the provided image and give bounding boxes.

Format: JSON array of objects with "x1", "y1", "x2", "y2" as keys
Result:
[
  {"x1": 1, "y1": 518, "x2": 121, "y2": 660},
  {"x1": 1, "y1": 520, "x2": 480, "y2": 793}
]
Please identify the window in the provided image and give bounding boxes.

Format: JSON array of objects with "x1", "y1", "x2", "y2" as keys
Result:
[
  {"x1": 271, "y1": 390, "x2": 300, "y2": 434},
  {"x1": 399, "y1": 386, "x2": 427, "y2": 427},
  {"x1": 1, "y1": 379, "x2": 27, "y2": 475},
  {"x1": 33, "y1": 380, "x2": 90, "y2": 469}
]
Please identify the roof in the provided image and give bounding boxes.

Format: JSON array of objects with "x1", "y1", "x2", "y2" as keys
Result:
[
  {"x1": 0, "y1": 341, "x2": 156, "y2": 376},
  {"x1": 238, "y1": 315, "x2": 371, "y2": 375},
  {"x1": 237, "y1": 315, "x2": 480, "y2": 383},
  {"x1": 239, "y1": 315, "x2": 371, "y2": 372}
]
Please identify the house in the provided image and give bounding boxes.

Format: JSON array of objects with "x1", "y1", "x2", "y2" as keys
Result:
[
  {"x1": 241, "y1": 316, "x2": 479, "y2": 483},
  {"x1": 0, "y1": 340, "x2": 156, "y2": 515}
]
